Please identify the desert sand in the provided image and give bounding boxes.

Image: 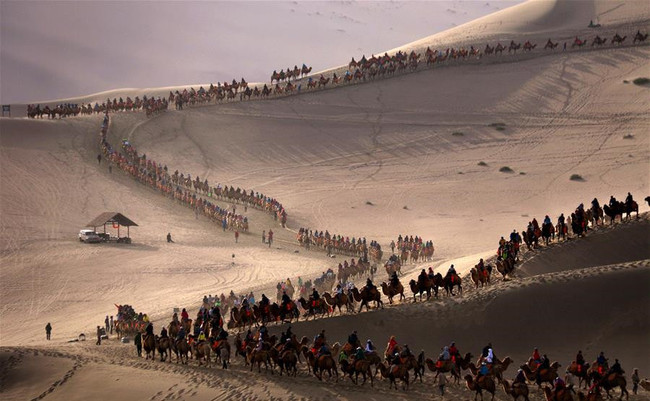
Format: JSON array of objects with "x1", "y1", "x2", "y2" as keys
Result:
[{"x1": 1, "y1": 0, "x2": 649, "y2": 400}]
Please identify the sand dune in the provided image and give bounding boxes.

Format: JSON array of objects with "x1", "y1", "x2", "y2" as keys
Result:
[{"x1": 1, "y1": 0, "x2": 649, "y2": 399}]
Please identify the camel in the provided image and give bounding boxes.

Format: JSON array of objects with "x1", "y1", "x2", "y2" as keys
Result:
[
  {"x1": 544, "y1": 39, "x2": 559, "y2": 49},
  {"x1": 465, "y1": 374, "x2": 496, "y2": 401},
  {"x1": 379, "y1": 362, "x2": 410, "y2": 390},
  {"x1": 572, "y1": 37, "x2": 587, "y2": 48},
  {"x1": 523, "y1": 41, "x2": 537, "y2": 51},
  {"x1": 503, "y1": 379, "x2": 530, "y2": 401},
  {"x1": 508, "y1": 40, "x2": 521, "y2": 54},
  {"x1": 307, "y1": 352, "x2": 338, "y2": 381},
  {"x1": 567, "y1": 361, "x2": 591, "y2": 389},
  {"x1": 192, "y1": 341, "x2": 212, "y2": 368},
  {"x1": 520, "y1": 362, "x2": 560, "y2": 388},
  {"x1": 634, "y1": 30, "x2": 648, "y2": 43},
  {"x1": 492, "y1": 356, "x2": 515, "y2": 383},
  {"x1": 247, "y1": 349, "x2": 272, "y2": 373},
  {"x1": 592, "y1": 36, "x2": 607, "y2": 46},
  {"x1": 278, "y1": 349, "x2": 298, "y2": 376},
  {"x1": 426, "y1": 358, "x2": 460, "y2": 383},
  {"x1": 297, "y1": 297, "x2": 330, "y2": 319},
  {"x1": 409, "y1": 278, "x2": 435, "y2": 302},
  {"x1": 400, "y1": 249, "x2": 409, "y2": 265},
  {"x1": 385, "y1": 260, "x2": 402, "y2": 276},
  {"x1": 543, "y1": 386, "x2": 575, "y2": 401},
  {"x1": 156, "y1": 336, "x2": 171, "y2": 362},
  {"x1": 340, "y1": 358, "x2": 374, "y2": 386},
  {"x1": 611, "y1": 34, "x2": 626, "y2": 45},
  {"x1": 143, "y1": 333, "x2": 156, "y2": 360},
  {"x1": 322, "y1": 292, "x2": 351, "y2": 314},
  {"x1": 351, "y1": 286, "x2": 383, "y2": 312},
  {"x1": 172, "y1": 338, "x2": 190, "y2": 364},
  {"x1": 471, "y1": 266, "x2": 491, "y2": 288},
  {"x1": 443, "y1": 272, "x2": 462, "y2": 296},
  {"x1": 496, "y1": 257, "x2": 516, "y2": 279},
  {"x1": 599, "y1": 373, "x2": 629, "y2": 400},
  {"x1": 381, "y1": 281, "x2": 405, "y2": 304}
]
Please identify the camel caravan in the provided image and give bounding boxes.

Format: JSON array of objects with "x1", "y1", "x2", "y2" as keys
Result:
[
  {"x1": 26, "y1": 30, "x2": 647, "y2": 118},
  {"x1": 137, "y1": 306, "x2": 632, "y2": 401},
  {"x1": 27, "y1": 95, "x2": 168, "y2": 119},
  {"x1": 98, "y1": 114, "x2": 287, "y2": 232}
]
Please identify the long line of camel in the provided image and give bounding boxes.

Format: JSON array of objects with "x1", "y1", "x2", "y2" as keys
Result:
[{"x1": 26, "y1": 29, "x2": 648, "y2": 118}]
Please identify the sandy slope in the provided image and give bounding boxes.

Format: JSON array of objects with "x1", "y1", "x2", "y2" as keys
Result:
[{"x1": 1, "y1": 0, "x2": 650, "y2": 399}]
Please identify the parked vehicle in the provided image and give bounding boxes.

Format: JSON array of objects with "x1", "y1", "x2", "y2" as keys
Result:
[{"x1": 79, "y1": 229, "x2": 101, "y2": 243}]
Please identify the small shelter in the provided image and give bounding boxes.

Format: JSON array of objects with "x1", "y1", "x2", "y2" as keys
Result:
[{"x1": 87, "y1": 212, "x2": 138, "y2": 242}]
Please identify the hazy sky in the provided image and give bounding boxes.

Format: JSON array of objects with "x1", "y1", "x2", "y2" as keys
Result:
[{"x1": 1, "y1": 1, "x2": 523, "y2": 104}]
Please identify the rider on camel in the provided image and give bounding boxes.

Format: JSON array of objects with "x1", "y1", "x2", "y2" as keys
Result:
[
  {"x1": 447, "y1": 264, "x2": 456, "y2": 277},
  {"x1": 609, "y1": 196, "x2": 618, "y2": 208},
  {"x1": 390, "y1": 271, "x2": 400, "y2": 287},
  {"x1": 197, "y1": 330, "x2": 206, "y2": 343},
  {"x1": 365, "y1": 339, "x2": 376, "y2": 354},
  {"x1": 554, "y1": 376, "x2": 566, "y2": 398},
  {"x1": 145, "y1": 322, "x2": 154, "y2": 337},
  {"x1": 536, "y1": 354, "x2": 550, "y2": 384},
  {"x1": 608, "y1": 359, "x2": 624, "y2": 376},
  {"x1": 543, "y1": 215, "x2": 551, "y2": 226},
  {"x1": 386, "y1": 335, "x2": 398, "y2": 356},
  {"x1": 439, "y1": 346, "x2": 450, "y2": 362},
  {"x1": 172, "y1": 312, "x2": 179, "y2": 323},
  {"x1": 401, "y1": 344, "x2": 413, "y2": 358},
  {"x1": 335, "y1": 284, "x2": 344, "y2": 303},
  {"x1": 514, "y1": 368, "x2": 526, "y2": 385},
  {"x1": 255, "y1": 337, "x2": 264, "y2": 352},
  {"x1": 160, "y1": 326, "x2": 168, "y2": 338},
  {"x1": 366, "y1": 278, "x2": 376, "y2": 291},
  {"x1": 347, "y1": 331, "x2": 359, "y2": 348},
  {"x1": 449, "y1": 342, "x2": 459, "y2": 360},
  {"x1": 176, "y1": 326, "x2": 186, "y2": 342},
  {"x1": 181, "y1": 308, "x2": 189, "y2": 322},
  {"x1": 575, "y1": 350, "x2": 586, "y2": 371},
  {"x1": 532, "y1": 347, "x2": 541, "y2": 365},
  {"x1": 477, "y1": 362, "x2": 490, "y2": 382},
  {"x1": 217, "y1": 327, "x2": 228, "y2": 341},
  {"x1": 281, "y1": 291, "x2": 291, "y2": 306},
  {"x1": 353, "y1": 346, "x2": 365, "y2": 362},
  {"x1": 596, "y1": 351, "x2": 608, "y2": 374},
  {"x1": 244, "y1": 329, "x2": 253, "y2": 346},
  {"x1": 625, "y1": 192, "x2": 634, "y2": 208},
  {"x1": 592, "y1": 198, "x2": 600, "y2": 210},
  {"x1": 317, "y1": 343, "x2": 331, "y2": 358},
  {"x1": 260, "y1": 293, "x2": 270, "y2": 308},
  {"x1": 418, "y1": 269, "x2": 428, "y2": 282}
]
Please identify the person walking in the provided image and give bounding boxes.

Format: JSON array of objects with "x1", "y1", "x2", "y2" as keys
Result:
[
  {"x1": 235, "y1": 230, "x2": 239, "y2": 243},
  {"x1": 134, "y1": 332, "x2": 142, "y2": 357},
  {"x1": 97, "y1": 154, "x2": 102, "y2": 164},
  {"x1": 110, "y1": 316, "x2": 114, "y2": 334},
  {"x1": 167, "y1": 233, "x2": 174, "y2": 243},
  {"x1": 45, "y1": 323, "x2": 52, "y2": 340},
  {"x1": 96, "y1": 326, "x2": 102, "y2": 345},
  {"x1": 437, "y1": 371, "x2": 447, "y2": 396},
  {"x1": 268, "y1": 230, "x2": 273, "y2": 248},
  {"x1": 262, "y1": 230, "x2": 266, "y2": 244},
  {"x1": 632, "y1": 368, "x2": 640, "y2": 394},
  {"x1": 105, "y1": 315, "x2": 110, "y2": 333}
]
